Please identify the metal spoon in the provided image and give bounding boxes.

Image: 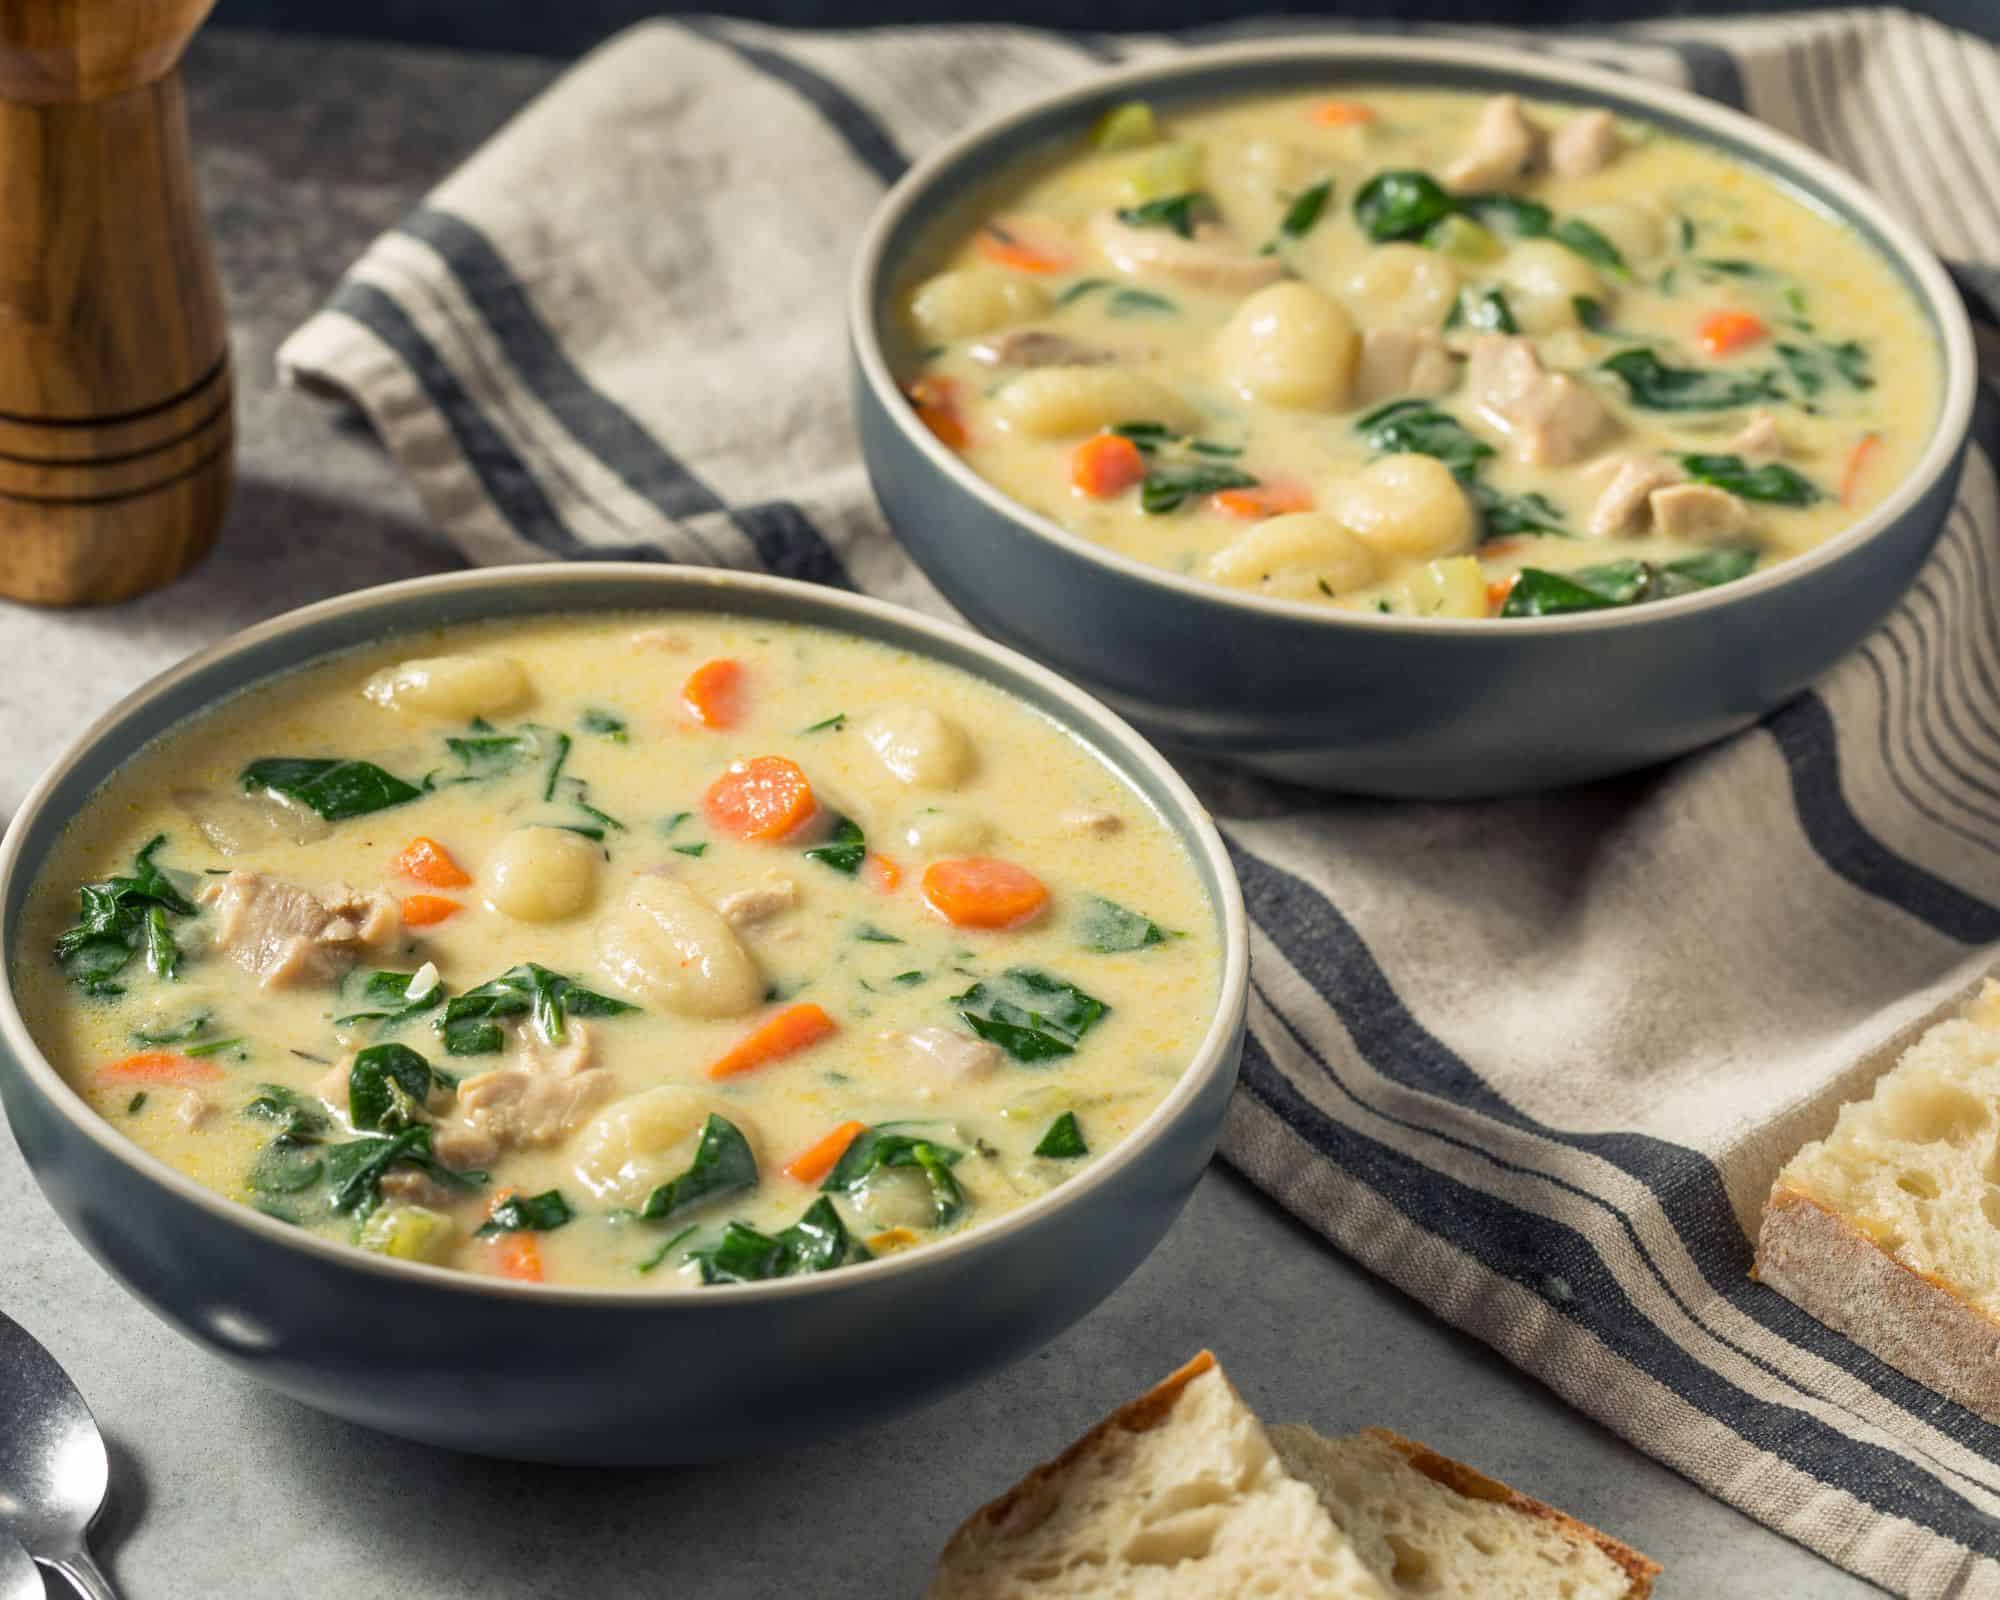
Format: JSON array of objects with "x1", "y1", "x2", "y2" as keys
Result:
[
  {"x1": 0, "y1": 1528, "x2": 42, "y2": 1600},
  {"x1": 0, "y1": 1310, "x2": 120, "y2": 1599}
]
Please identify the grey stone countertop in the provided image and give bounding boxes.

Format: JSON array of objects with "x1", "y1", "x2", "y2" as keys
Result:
[{"x1": 0, "y1": 28, "x2": 1877, "y2": 1600}]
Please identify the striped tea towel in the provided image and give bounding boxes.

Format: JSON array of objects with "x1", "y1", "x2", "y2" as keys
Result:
[{"x1": 278, "y1": 11, "x2": 2000, "y2": 1593}]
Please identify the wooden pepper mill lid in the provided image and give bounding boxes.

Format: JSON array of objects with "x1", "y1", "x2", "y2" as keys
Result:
[{"x1": 0, "y1": 0, "x2": 232, "y2": 607}]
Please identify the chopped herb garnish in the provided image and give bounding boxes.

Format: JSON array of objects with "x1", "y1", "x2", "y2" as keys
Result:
[
  {"x1": 856, "y1": 923, "x2": 904, "y2": 944},
  {"x1": 54, "y1": 835, "x2": 197, "y2": 996},
  {"x1": 127, "y1": 1092, "x2": 148, "y2": 1115},
  {"x1": 1078, "y1": 896, "x2": 1177, "y2": 953},
  {"x1": 955, "y1": 968, "x2": 1109, "y2": 1063},
  {"x1": 541, "y1": 731, "x2": 572, "y2": 802},
  {"x1": 241, "y1": 759, "x2": 422, "y2": 820},
  {"x1": 475, "y1": 1189, "x2": 574, "y2": 1237},
  {"x1": 1106, "y1": 287, "x2": 1178, "y2": 317},
  {"x1": 673, "y1": 842, "x2": 709, "y2": 858},
  {"x1": 804, "y1": 817, "x2": 868, "y2": 875},
  {"x1": 580, "y1": 709, "x2": 629, "y2": 743},
  {"x1": 182, "y1": 1035, "x2": 245, "y2": 1059},
  {"x1": 662, "y1": 811, "x2": 693, "y2": 835},
  {"x1": 1033, "y1": 1112, "x2": 1089, "y2": 1160},
  {"x1": 1054, "y1": 277, "x2": 1110, "y2": 307},
  {"x1": 800, "y1": 714, "x2": 847, "y2": 734}
]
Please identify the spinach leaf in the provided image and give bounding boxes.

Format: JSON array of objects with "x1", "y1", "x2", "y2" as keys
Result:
[
  {"x1": 1354, "y1": 399, "x2": 1494, "y2": 482},
  {"x1": 1115, "y1": 192, "x2": 1207, "y2": 238},
  {"x1": 822, "y1": 1128, "x2": 967, "y2": 1228},
  {"x1": 580, "y1": 709, "x2": 629, "y2": 743},
  {"x1": 1678, "y1": 453, "x2": 1821, "y2": 505},
  {"x1": 1353, "y1": 170, "x2": 1456, "y2": 242},
  {"x1": 1034, "y1": 1112, "x2": 1089, "y2": 1159},
  {"x1": 1265, "y1": 178, "x2": 1333, "y2": 251},
  {"x1": 183, "y1": 1035, "x2": 245, "y2": 1060},
  {"x1": 54, "y1": 835, "x2": 198, "y2": 996},
  {"x1": 244, "y1": 1083, "x2": 330, "y2": 1141},
  {"x1": 1110, "y1": 420, "x2": 1176, "y2": 453},
  {"x1": 690, "y1": 1198, "x2": 869, "y2": 1284},
  {"x1": 1473, "y1": 482, "x2": 1569, "y2": 539},
  {"x1": 541, "y1": 731, "x2": 572, "y2": 801},
  {"x1": 323, "y1": 1125, "x2": 483, "y2": 1217},
  {"x1": 1572, "y1": 295, "x2": 1608, "y2": 332},
  {"x1": 672, "y1": 842, "x2": 708, "y2": 858},
  {"x1": 856, "y1": 924, "x2": 904, "y2": 944},
  {"x1": 1776, "y1": 339, "x2": 1872, "y2": 399},
  {"x1": 240, "y1": 759, "x2": 422, "y2": 820},
  {"x1": 476, "y1": 1189, "x2": 574, "y2": 1237},
  {"x1": 636, "y1": 1223, "x2": 698, "y2": 1274},
  {"x1": 1698, "y1": 257, "x2": 1769, "y2": 278},
  {"x1": 1078, "y1": 896, "x2": 1176, "y2": 953},
  {"x1": 1459, "y1": 193, "x2": 1553, "y2": 239},
  {"x1": 1054, "y1": 277, "x2": 1110, "y2": 307},
  {"x1": 1600, "y1": 348, "x2": 1779, "y2": 411},
  {"x1": 800, "y1": 713, "x2": 847, "y2": 733},
  {"x1": 804, "y1": 816, "x2": 868, "y2": 875},
  {"x1": 335, "y1": 967, "x2": 446, "y2": 1030},
  {"x1": 1462, "y1": 287, "x2": 1518, "y2": 334},
  {"x1": 348, "y1": 1043, "x2": 436, "y2": 1133},
  {"x1": 1661, "y1": 546, "x2": 1759, "y2": 588},
  {"x1": 1550, "y1": 216, "x2": 1626, "y2": 274},
  {"x1": 1106, "y1": 287, "x2": 1178, "y2": 317},
  {"x1": 439, "y1": 962, "x2": 637, "y2": 1054},
  {"x1": 638, "y1": 1114, "x2": 758, "y2": 1223},
  {"x1": 955, "y1": 968, "x2": 1109, "y2": 1063},
  {"x1": 132, "y1": 1009, "x2": 213, "y2": 1046},
  {"x1": 1140, "y1": 461, "x2": 1258, "y2": 515},
  {"x1": 247, "y1": 1137, "x2": 326, "y2": 1197},
  {"x1": 1499, "y1": 550, "x2": 1758, "y2": 617}
]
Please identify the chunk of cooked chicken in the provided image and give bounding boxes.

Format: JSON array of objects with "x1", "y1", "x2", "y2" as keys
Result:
[
  {"x1": 1587, "y1": 455, "x2": 1681, "y2": 537},
  {"x1": 1089, "y1": 212, "x2": 1284, "y2": 296},
  {"x1": 1350, "y1": 328, "x2": 1458, "y2": 408},
  {"x1": 1728, "y1": 409, "x2": 1785, "y2": 459},
  {"x1": 1444, "y1": 94, "x2": 1543, "y2": 194},
  {"x1": 197, "y1": 871, "x2": 399, "y2": 989},
  {"x1": 717, "y1": 876, "x2": 800, "y2": 929},
  {"x1": 1649, "y1": 482, "x2": 1752, "y2": 542},
  {"x1": 903, "y1": 1026, "x2": 1002, "y2": 1082},
  {"x1": 1059, "y1": 808, "x2": 1124, "y2": 838},
  {"x1": 1548, "y1": 108, "x2": 1622, "y2": 178},
  {"x1": 1464, "y1": 334, "x2": 1614, "y2": 466},
  {"x1": 433, "y1": 1064, "x2": 614, "y2": 1169},
  {"x1": 966, "y1": 330, "x2": 1116, "y2": 369}
]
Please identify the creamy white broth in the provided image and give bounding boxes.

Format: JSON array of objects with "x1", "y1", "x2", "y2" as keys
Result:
[
  {"x1": 898, "y1": 87, "x2": 1940, "y2": 617},
  {"x1": 16, "y1": 615, "x2": 1218, "y2": 1287}
]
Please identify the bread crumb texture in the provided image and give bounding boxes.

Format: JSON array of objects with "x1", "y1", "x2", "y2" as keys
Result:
[{"x1": 1774, "y1": 980, "x2": 2000, "y2": 1313}]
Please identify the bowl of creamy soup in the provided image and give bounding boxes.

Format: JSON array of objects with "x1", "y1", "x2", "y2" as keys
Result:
[
  {"x1": 0, "y1": 564, "x2": 1246, "y2": 1463},
  {"x1": 850, "y1": 39, "x2": 1977, "y2": 795}
]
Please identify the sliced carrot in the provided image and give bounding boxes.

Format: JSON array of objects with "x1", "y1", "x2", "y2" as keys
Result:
[
  {"x1": 906, "y1": 374, "x2": 969, "y2": 449},
  {"x1": 707, "y1": 1002, "x2": 839, "y2": 1080},
  {"x1": 865, "y1": 852, "x2": 903, "y2": 893},
  {"x1": 1070, "y1": 432, "x2": 1147, "y2": 499},
  {"x1": 1211, "y1": 481, "x2": 1314, "y2": 520},
  {"x1": 99, "y1": 1051, "x2": 222, "y2": 1087},
  {"x1": 1486, "y1": 577, "x2": 1517, "y2": 614},
  {"x1": 974, "y1": 219, "x2": 1072, "y2": 275},
  {"x1": 1695, "y1": 309, "x2": 1769, "y2": 357},
  {"x1": 702, "y1": 755, "x2": 818, "y2": 842},
  {"x1": 1310, "y1": 99, "x2": 1376, "y2": 127},
  {"x1": 784, "y1": 1119, "x2": 868, "y2": 1184},
  {"x1": 1841, "y1": 431, "x2": 1882, "y2": 507},
  {"x1": 392, "y1": 836, "x2": 471, "y2": 889},
  {"x1": 486, "y1": 1193, "x2": 545, "y2": 1283},
  {"x1": 681, "y1": 657, "x2": 744, "y2": 730},
  {"x1": 921, "y1": 857, "x2": 1050, "y2": 930},
  {"x1": 401, "y1": 893, "x2": 463, "y2": 927}
]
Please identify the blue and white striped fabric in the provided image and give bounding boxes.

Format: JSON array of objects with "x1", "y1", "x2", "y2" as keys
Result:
[{"x1": 278, "y1": 12, "x2": 2000, "y2": 1593}]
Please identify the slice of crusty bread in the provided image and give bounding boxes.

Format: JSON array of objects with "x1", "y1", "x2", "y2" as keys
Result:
[
  {"x1": 1272, "y1": 1425, "x2": 1659, "y2": 1599},
  {"x1": 923, "y1": 1351, "x2": 1391, "y2": 1599},
  {"x1": 1757, "y1": 979, "x2": 2000, "y2": 1422}
]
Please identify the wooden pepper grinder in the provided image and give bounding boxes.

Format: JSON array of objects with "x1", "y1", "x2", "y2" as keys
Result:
[{"x1": 0, "y1": 0, "x2": 231, "y2": 606}]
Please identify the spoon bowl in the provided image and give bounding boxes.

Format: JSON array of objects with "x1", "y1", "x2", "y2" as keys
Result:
[
  {"x1": 0, "y1": 1309, "x2": 119, "y2": 1598},
  {"x1": 0, "y1": 1529, "x2": 41, "y2": 1600}
]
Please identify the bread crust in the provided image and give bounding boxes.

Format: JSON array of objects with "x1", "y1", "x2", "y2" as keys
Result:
[
  {"x1": 1757, "y1": 1185, "x2": 2000, "y2": 1424},
  {"x1": 1360, "y1": 1427, "x2": 1661, "y2": 1599},
  {"x1": 935, "y1": 1350, "x2": 1221, "y2": 1557}
]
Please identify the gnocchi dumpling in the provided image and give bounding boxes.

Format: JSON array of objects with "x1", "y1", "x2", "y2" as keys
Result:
[
  {"x1": 907, "y1": 269, "x2": 1051, "y2": 345},
  {"x1": 573, "y1": 1086, "x2": 754, "y2": 1207},
  {"x1": 1330, "y1": 454, "x2": 1476, "y2": 563},
  {"x1": 1206, "y1": 512, "x2": 1379, "y2": 602},
  {"x1": 595, "y1": 874, "x2": 763, "y2": 1018},
  {"x1": 902, "y1": 808, "x2": 993, "y2": 857},
  {"x1": 363, "y1": 655, "x2": 530, "y2": 720},
  {"x1": 484, "y1": 827, "x2": 599, "y2": 923},
  {"x1": 1213, "y1": 282, "x2": 1358, "y2": 411},
  {"x1": 1494, "y1": 240, "x2": 1606, "y2": 334},
  {"x1": 861, "y1": 704, "x2": 975, "y2": 789},
  {"x1": 991, "y1": 368, "x2": 1199, "y2": 439},
  {"x1": 1343, "y1": 244, "x2": 1461, "y2": 331}
]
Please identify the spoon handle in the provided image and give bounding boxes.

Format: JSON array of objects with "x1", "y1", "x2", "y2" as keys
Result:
[{"x1": 44, "y1": 1549, "x2": 121, "y2": 1600}]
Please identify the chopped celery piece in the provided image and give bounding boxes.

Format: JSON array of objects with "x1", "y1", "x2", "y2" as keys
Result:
[
  {"x1": 357, "y1": 1203, "x2": 457, "y2": 1263},
  {"x1": 1424, "y1": 213, "x2": 1502, "y2": 264},
  {"x1": 1118, "y1": 142, "x2": 1205, "y2": 206},
  {"x1": 1090, "y1": 100, "x2": 1158, "y2": 151}
]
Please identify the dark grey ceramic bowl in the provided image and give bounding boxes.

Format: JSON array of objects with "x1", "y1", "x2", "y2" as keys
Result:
[
  {"x1": 0, "y1": 565, "x2": 1247, "y2": 1464},
  {"x1": 851, "y1": 38, "x2": 1979, "y2": 797}
]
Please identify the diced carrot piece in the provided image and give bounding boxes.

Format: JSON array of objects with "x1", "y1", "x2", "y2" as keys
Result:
[
  {"x1": 1486, "y1": 577, "x2": 1517, "y2": 614},
  {"x1": 486, "y1": 1192, "x2": 545, "y2": 1282},
  {"x1": 401, "y1": 893, "x2": 463, "y2": 927},
  {"x1": 784, "y1": 1120, "x2": 868, "y2": 1184},
  {"x1": 392, "y1": 836, "x2": 471, "y2": 888},
  {"x1": 707, "y1": 1003, "x2": 839, "y2": 1081},
  {"x1": 1696, "y1": 309, "x2": 1769, "y2": 357},
  {"x1": 974, "y1": 220, "x2": 1072, "y2": 275},
  {"x1": 99, "y1": 1051, "x2": 222, "y2": 1087},
  {"x1": 1070, "y1": 432, "x2": 1147, "y2": 499},
  {"x1": 1211, "y1": 481, "x2": 1314, "y2": 520},
  {"x1": 906, "y1": 375, "x2": 969, "y2": 449},
  {"x1": 1841, "y1": 431, "x2": 1882, "y2": 507},
  {"x1": 921, "y1": 857, "x2": 1050, "y2": 930},
  {"x1": 1481, "y1": 537, "x2": 1525, "y2": 560},
  {"x1": 1311, "y1": 99, "x2": 1375, "y2": 126},
  {"x1": 865, "y1": 853, "x2": 903, "y2": 893},
  {"x1": 681, "y1": 657, "x2": 744, "y2": 730},
  {"x1": 702, "y1": 755, "x2": 818, "y2": 842}
]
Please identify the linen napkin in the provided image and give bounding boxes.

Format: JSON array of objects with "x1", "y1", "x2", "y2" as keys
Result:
[{"x1": 279, "y1": 11, "x2": 2000, "y2": 1593}]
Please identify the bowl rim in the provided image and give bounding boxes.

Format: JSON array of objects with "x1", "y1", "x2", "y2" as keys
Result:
[
  {"x1": 0, "y1": 563, "x2": 1250, "y2": 1306},
  {"x1": 849, "y1": 34, "x2": 1979, "y2": 636}
]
